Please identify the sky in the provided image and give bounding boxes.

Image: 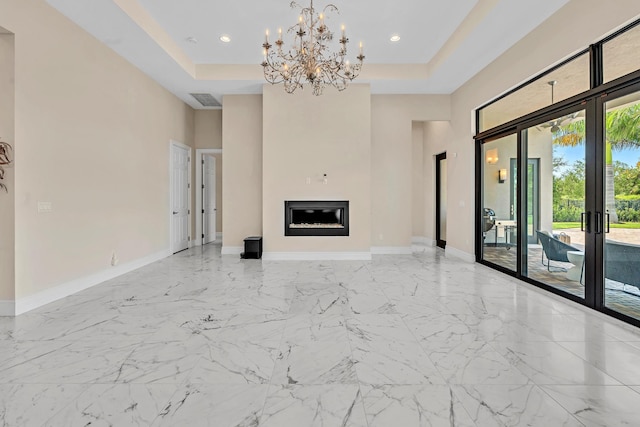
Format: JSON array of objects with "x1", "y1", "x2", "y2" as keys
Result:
[{"x1": 553, "y1": 145, "x2": 640, "y2": 176}]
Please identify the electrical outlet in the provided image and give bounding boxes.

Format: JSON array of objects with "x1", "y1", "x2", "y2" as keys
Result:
[{"x1": 111, "y1": 251, "x2": 119, "y2": 266}]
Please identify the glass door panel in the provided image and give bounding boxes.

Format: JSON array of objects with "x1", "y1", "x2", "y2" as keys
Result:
[
  {"x1": 522, "y1": 109, "x2": 587, "y2": 299},
  {"x1": 481, "y1": 135, "x2": 518, "y2": 271},
  {"x1": 603, "y1": 91, "x2": 640, "y2": 321}
]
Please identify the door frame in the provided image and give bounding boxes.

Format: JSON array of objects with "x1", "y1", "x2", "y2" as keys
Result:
[
  {"x1": 169, "y1": 140, "x2": 192, "y2": 253},
  {"x1": 510, "y1": 157, "x2": 540, "y2": 244},
  {"x1": 195, "y1": 148, "x2": 222, "y2": 246},
  {"x1": 435, "y1": 152, "x2": 447, "y2": 249}
]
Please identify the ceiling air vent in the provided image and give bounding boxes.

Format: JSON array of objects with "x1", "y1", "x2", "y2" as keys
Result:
[{"x1": 189, "y1": 93, "x2": 221, "y2": 107}]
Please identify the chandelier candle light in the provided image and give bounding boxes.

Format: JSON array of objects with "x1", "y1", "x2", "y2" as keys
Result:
[{"x1": 261, "y1": 0, "x2": 364, "y2": 96}]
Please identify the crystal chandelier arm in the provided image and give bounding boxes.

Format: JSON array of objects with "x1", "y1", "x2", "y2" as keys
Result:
[{"x1": 262, "y1": 0, "x2": 363, "y2": 95}]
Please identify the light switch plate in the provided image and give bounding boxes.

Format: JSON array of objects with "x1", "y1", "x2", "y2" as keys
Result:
[{"x1": 37, "y1": 201, "x2": 52, "y2": 213}]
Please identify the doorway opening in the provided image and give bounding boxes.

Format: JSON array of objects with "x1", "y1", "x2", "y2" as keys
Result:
[
  {"x1": 436, "y1": 152, "x2": 447, "y2": 249},
  {"x1": 195, "y1": 149, "x2": 222, "y2": 246}
]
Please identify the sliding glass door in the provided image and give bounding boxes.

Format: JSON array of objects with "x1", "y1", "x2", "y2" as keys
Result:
[
  {"x1": 475, "y1": 19, "x2": 640, "y2": 327},
  {"x1": 480, "y1": 134, "x2": 518, "y2": 272},
  {"x1": 522, "y1": 108, "x2": 587, "y2": 300},
  {"x1": 602, "y1": 87, "x2": 640, "y2": 321}
]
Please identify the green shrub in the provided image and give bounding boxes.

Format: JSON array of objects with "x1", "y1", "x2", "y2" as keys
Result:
[
  {"x1": 553, "y1": 205, "x2": 583, "y2": 222},
  {"x1": 615, "y1": 195, "x2": 640, "y2": 201},
  {"x1": 618, "y1": 208, "x2": 640, "y2": 222}
]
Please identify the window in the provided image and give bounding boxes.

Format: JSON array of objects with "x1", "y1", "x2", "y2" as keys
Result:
[{"x1": 478, "y1": 53, "x2": 589, "y2": 132}]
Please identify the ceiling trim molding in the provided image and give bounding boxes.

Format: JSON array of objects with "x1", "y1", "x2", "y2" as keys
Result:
[
  {"x1": 112, "y1": 0, "x2": 196, "y2": 77},
  {"x1": 426, "y1": 0, "x2": 501, "y2": 75}
]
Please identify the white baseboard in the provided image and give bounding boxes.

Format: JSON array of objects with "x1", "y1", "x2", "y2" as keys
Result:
[
  {"x1": 221, "y1": 246, "x2": 243, "y2": 255},
  {"x1": 262, "y1": 252, "x2": 372, "y2": 261},
  {"x1": 370, "y1": 246, "x2": 413, "y2": 255},
  {"x1": 412, "y1": 236, "x2": 435, "y2": 246},
  {"x1": 445, "y1": 246, "x2": 475, "y2": 263},
  {"x1": 0, "y1": 300, "x2": 15, "y2": 317},
  {"x1": 15, "y1": 249, "x2": 172, "y2": 316}
]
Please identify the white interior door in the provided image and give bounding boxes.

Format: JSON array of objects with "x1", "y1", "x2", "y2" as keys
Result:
[
  {"x1": 203, "y1": 155, "x2": 217, "y2": 244},
  {"x1": 171, "y1": 144, "x2": 189, "y2": 253}
]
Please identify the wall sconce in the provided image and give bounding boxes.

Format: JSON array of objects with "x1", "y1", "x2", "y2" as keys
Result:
[
  {"x1": 498, "y1": 168, "x2": 507, "y2": 183},
  {"x1": 486, "y1": 148, "x2": 499, "y2": 164}
]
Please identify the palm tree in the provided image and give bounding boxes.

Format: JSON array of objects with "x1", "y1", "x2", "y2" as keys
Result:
[{"x1": 553, "y1": 103, "x2": 640, "y2": 223}]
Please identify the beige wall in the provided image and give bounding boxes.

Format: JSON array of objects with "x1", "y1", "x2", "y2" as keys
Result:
[
  {"x1": 195, "y1": 110, "x2": 222, "y2": 149},
  {"x1": 222, "y1": 95, "x2": 262, "y2": 248},
  {"x1": 211, "y1": 153, "x2": 223, "y2": 233},
  {"x1": 262, "y1": 84, "x2": 372, "y2": 253},
  {"x1": 371, "y1": 95, "x2": 450, "y2": 248},
  {"x1": 195, "y1": 110, "x2": 223, "y2": 232},
  {"x1": 220, "y1": 91, "x2": 451, "y2": 253},
  {"x1": 0, "y1": 32, "x2": 15, "y2": 301},
  {"x1": 1, "y1": 0, "x2": 195, "y2": 299},
  {"x1": 449, "y1": 0, "x2": 640, "y2": 257}
]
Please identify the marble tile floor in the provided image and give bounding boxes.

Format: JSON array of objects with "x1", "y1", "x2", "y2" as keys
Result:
[{"x1": 2, "y1": 244, "x2": 640, "y2": 426}]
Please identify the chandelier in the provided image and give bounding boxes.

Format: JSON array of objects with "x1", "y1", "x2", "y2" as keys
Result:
[{"x1": 261, "y1": 0, "x2": 365, "y2": 96}]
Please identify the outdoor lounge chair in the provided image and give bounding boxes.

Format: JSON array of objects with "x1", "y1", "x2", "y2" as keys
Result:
[
  {"x1": 536, "y1": 230, "x2": 581, "y2": 271},
  {"x1": 605, "y1": 240, "x2": 640, "y2": 293}
]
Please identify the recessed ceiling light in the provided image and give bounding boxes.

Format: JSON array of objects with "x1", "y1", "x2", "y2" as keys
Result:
[
  {"x1": 220, "y1": 34, "x2": 231, "y2": 43},
  {"x1": 390, "y1": 34, "x2": 401, "y2": 42},
  {"x1": 186, "y1": 36, "x2": 198, "y2": 44}
]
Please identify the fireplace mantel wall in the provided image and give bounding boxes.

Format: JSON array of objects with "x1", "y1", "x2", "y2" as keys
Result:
[{"x1": 262, "y1": 84, "x2": 372, "y2": 255}]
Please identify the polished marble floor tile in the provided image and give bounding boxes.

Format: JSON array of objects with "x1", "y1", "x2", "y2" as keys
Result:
[
  {"x1": 453, "y1": 384, "x2": 584, "y2": 427},
  {"x1": 0, "y1": 383, "x2": 87, "y2": 427},
  {"x1": 152, "y1": 383, "x2": 268, "y2": 427},
  {"x1": 557, "y1": 340, "x2": 640, "y2": 386},
  {"x1": 425, "y1": 340, "x2": 532, "y2": 385},
  {"x1": 360, "y1": 385, "x2": 477, "y2": 427},
  {"x1": 3, "y1": 243, "x2": 640, "y2": 425},
  {"x1": 43, "y1": 384, "x2": 175, "y2": 427},
  {"x1": 540, "y1": 384, "x2": 640, "y2": 427},
  {"x1": 261, "y1": 385, "x2": 367, "y2": 427},
  {"x1": 491, "y1": 341, "x2": 621, "y2": 385},
  {"x1": 271, "y1": 338, "x2": 357, "y2": 385}
]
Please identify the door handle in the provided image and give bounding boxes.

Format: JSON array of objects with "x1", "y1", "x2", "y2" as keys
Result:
[
  {"x1": 173, "y1": 211, "x2": 178, "y2": 215},
  {"x1": 605, "y1": 212, "x2": 610, "y2": 233},
  {"x1": 595, "y1": 212, "x2": 602, "y2": 234},
  {"x1": 581, "y1": 212, "x2": 591, "y2": 233}
]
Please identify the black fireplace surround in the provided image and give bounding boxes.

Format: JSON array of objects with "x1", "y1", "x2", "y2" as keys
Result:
[{"x1": 284, "y1": 200, "x2": 349, "y2": 236}]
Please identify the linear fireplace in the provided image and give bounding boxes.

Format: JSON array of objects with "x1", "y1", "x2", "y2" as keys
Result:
[{"x1": 284, "y1": 200, "x2": 349, "y2": 236}]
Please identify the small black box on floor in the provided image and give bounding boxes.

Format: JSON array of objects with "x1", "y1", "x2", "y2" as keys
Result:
[{"x1": 241, "y1": 236, "x2": 262, "y2": 259}]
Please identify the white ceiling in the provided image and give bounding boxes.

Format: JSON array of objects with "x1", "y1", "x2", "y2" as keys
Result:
[{"x1": 46, "y1": 0, "x2": 570, "y2": 109}]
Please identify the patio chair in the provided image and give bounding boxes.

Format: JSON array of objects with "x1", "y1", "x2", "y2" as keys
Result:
[
  {"x1": 605, "y1": 240, "x2": 640, "y2": 293},
  {"x1": 536, "y1": 230, "x2": 581, "y2": 271}
]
